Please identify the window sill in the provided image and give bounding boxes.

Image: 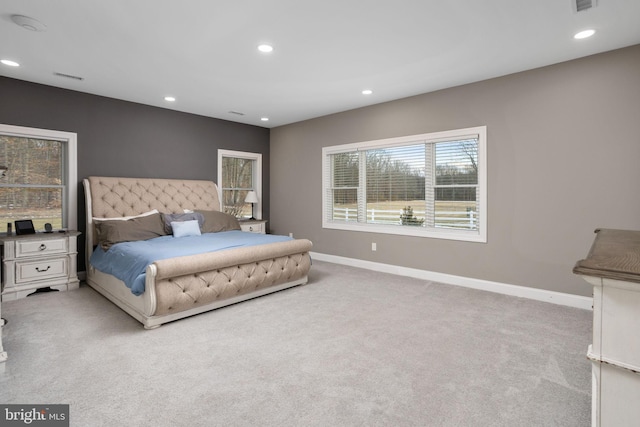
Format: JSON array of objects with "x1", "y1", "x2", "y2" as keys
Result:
[{"x1": 323, "y1": 221, "x2": 486, "y2": 243}]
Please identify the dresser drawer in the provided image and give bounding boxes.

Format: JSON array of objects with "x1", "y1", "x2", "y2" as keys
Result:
[
  {"x1": 15, "y1": 257, "x2": 68, "y2": 283},
  {"x1": 16, "y1": 238, "x2": 68, "y2": 258}
]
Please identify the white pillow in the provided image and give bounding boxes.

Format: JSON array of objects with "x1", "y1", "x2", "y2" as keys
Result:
[
  {"x1": 93, "y1": 209, "x2": 159, "y2": 223},
  {"x1": 171, "y1": 220, "x2": 201, "y2": 238}
]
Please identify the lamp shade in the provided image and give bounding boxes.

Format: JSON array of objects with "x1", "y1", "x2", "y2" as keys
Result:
[{"x1": 244, "y1": 191, "x2": 258, "y2": 204}]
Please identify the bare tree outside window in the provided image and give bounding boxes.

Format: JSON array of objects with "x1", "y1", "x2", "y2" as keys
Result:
[
  {"x1": 0, "y1": 136, "x2": 64, "y2": 230},
  {"x1": 221, "y1": 156, "x2": 254, "y2": 218}
]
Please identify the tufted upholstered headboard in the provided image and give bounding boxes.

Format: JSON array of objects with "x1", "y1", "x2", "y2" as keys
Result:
[{"x1": 84, "y1": 176, "x2": 222, "y2": 259}]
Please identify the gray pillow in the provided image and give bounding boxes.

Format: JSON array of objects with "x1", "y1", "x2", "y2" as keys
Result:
[
  {"x1": 162, "y1": 212, "x2": 204, "y2": 234},
  {"x1": 195, "y1": 210, "x2": 241, "y2": 233},
  {"x1": 95, "y1": 212, "x2": 167, "y2": 250}
]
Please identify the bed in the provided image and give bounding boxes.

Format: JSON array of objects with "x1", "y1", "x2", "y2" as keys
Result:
[{"x1": 83, "y1": 176, "x2": 312, "y2": 329}]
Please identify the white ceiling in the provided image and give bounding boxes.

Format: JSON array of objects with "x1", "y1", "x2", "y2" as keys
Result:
[{"x1": 1, "y1": 1, "x2": 639, "y2": 128}]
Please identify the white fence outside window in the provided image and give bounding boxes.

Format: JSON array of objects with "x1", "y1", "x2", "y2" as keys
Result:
[{"x1": 332, "y1": 207, "x2": 477, "y2": 230}]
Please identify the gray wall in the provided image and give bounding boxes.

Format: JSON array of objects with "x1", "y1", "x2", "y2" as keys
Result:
[
  {"x1": 0, "y1": 77, "x2": 270, "y2": 270},
  {"x1": 269, "y1": 44, "x2": 640, "y2": 297}
]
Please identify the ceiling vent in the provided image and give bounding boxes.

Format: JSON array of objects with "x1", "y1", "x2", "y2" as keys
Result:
[
  {"x1": 54, "y1": 72, "x2": 84, "y2": 81},
  {"x1": 574, "y1": 0, "x2": 596, "y2": 12}
]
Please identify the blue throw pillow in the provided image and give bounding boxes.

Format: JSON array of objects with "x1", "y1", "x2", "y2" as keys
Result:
[
  {"x1": 171, "y1": 220, "x2": 201, "y2": 238},
  {"x1": 162, "y1": 212, "x2": 205, "y2": 234}
]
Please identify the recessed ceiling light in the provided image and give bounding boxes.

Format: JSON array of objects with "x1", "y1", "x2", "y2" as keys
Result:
[
  {"x1": 11, "y1": 15, "x2": 47, "y2": 32},
  {"x1": 258, "y1": 44, "x2": 273, "y2": 53},
  {"x1": 1, "y1": 59, "x2": 20, "y2": 67},
  {"x1": 362, "y1": 89, "x2": 373, "y2": 95},
  {"x1": 164, "y1": 96, "x2": 176, "y2": 102},
  {"x1": 574, "y1": 29, "x2": 596, "y2": 39},
  {"x1": 261, "y1": 117, "x2": 269, "y2": 122}
]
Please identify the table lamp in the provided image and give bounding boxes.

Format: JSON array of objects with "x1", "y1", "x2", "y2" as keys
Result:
[{"x1": 244, "y1": 191, "x2": 258, "y2": 220}]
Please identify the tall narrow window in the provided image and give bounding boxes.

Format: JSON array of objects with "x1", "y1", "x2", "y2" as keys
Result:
[
  {"x1": 323, "y1": 126, "x2": 486, "y2": 242},
  {"x1": 0, "y1": 124, "x2": 77, "y2": 231},
  {"x1": 217, "y1": 149, "x2": 262, "y2": 219}
]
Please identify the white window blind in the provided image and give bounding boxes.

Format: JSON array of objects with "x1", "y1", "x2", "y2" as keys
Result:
[{"x1": 322, "y1": 126, "x2": 486, "y2": 242}]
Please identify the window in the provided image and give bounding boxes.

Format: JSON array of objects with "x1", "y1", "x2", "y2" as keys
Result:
[
  {"x1": 217, "y1": 149, "x2": 262, "y2": 219},
  {"x1": 0, "y1": 124, "x2": 77, "y2": 232},
  {"x1": 323, "y1": 126, "x2": 486, "y2": 242}
]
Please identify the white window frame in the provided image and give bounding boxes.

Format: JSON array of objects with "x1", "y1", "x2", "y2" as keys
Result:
[
  {"x1": 0, "y1": 124, "x2": 77, "y2": 230},
  {"x1": 217, "y1": 149, "x2": 263, "y2": 219},
  {"x1": 322, "y1": 126, "x2": 487, "y2": 243}
]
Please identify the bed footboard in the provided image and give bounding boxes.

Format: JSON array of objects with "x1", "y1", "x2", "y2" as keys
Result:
[{"x1": 148, "y1": 239, "x2": 313, "y2": 316}]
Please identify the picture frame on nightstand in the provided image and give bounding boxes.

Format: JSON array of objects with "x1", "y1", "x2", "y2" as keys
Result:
[{"x1": 14, "y1": 219, "x2": 35, "y2": 235}]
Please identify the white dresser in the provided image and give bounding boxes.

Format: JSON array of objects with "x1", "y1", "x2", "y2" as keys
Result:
[
  {"x1": 574, "y1": 228, "x2": 640, "y2": 427},
  {"x1": 0, "y1": 230, "x2": 81, "y2": 301}
]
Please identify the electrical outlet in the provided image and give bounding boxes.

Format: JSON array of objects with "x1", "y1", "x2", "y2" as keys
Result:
[
  {"x1": 372, "y1": 242, "x2": 377, "y2": 251},
  {"x1": 289, "y1": 232, "x2": 294, "y2": 238}
]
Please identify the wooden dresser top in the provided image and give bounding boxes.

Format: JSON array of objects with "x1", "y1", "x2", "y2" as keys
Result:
[{"x1": 574, "y1": 228, "x2": 640, "y2": 284}]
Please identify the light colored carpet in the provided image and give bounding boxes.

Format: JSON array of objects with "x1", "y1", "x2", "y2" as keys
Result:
[{"x1": 0, "y1": 261, "x2": 592, "y2": 426}]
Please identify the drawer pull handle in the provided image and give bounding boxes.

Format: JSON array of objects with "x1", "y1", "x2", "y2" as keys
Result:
[
  {"x1": 39, "y1": 244, "x2": 47, "y2": 251},
  {"x1": 35, "y1": 266, "x2": 51, "y2": 273}
]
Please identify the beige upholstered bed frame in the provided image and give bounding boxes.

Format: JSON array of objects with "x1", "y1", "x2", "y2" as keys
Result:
[{"x1": 83, "y1": 176, "x2": 312, "y2": 329}]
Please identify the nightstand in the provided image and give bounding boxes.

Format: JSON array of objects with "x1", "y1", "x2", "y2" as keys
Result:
[
  {"x1": 239, "y1": 219, "x2": 267, "y2": 234},
  {"x1": 0, "y1": 230, "x2": 81, "y2": 301}
]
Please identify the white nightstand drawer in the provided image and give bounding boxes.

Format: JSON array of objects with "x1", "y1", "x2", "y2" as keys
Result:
[
  {"x1": 16, "y1": 257, "x2": 68, "y2": 283},
  {"x1": 241, "y1": 223, "x2": 263, "y2": 233},
  {"x1": 240, "y1": 221, "x2": 266, "y2": 234},
  {"x1": 16, "y1": 238, "x2": 68, "y2": 258}
]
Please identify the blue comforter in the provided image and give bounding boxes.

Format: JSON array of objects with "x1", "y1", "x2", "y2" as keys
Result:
[{"x1": 90, "y1": 231, "x2": 293, "y2": 295}]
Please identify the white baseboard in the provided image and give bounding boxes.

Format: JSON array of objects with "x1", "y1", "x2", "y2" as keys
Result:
[{"x1": 310, "y1": 252, "x2": 593, "y2": 310}]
